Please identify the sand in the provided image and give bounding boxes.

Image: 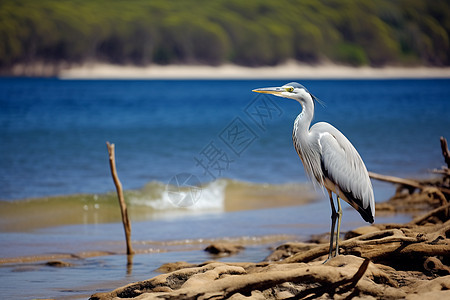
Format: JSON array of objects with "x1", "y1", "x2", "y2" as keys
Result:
[
  {"x1": 224, "y1": 181, "x2": 317, "y2": 212},
  {"x1": 59, "y1": 61, "x2": 450, "y2": 79}
]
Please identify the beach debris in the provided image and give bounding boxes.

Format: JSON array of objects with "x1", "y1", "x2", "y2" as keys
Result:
[
  {"x1": 440, "y1": 136, "x2": 450, "y2": 168},
  {"x1": 204, "y1": 243, "x2": 245, "y2": 256},
  {"x1": 371, "y1": 136, "x2": 450, "y2": 214},
  {"x1": 89, "y1": 200, "x2": 450, "y2": 300},
  {"x1": 264, "y1": 242, "x2": 317, "y2": 261},
  {"x1": 45, "y1": 260, "x2": 74, "y2": 268},
  {"x1": 156, "y1": 261, "x2": 197, "y2": 273},
  {"x1": 106, "y1": 142, "x2": 134, "y2": 255}
]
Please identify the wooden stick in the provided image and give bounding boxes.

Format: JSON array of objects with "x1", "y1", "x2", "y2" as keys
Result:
[
  {"x1": 409, "y1": 203, "x2": 450, "y2": 225},
  {"x1": 106, "y1": 142, "x2": 134, "y2": 255},
  {"x1": 368, "y1": 171, "x2": 422, "y2": 190},
  {"x1": 440, "y1": 136, "x2": 450, "y2": 168},
  {"x1": 369, "y1": 171, "x2": 450, "y2": 195}
]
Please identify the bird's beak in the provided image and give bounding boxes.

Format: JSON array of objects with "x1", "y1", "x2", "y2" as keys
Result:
[{"x1": 252, "y1": 87, "x2": 284, "y2": 95}]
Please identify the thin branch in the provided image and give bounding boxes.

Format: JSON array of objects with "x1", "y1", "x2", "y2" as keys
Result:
[
  {"x1": 369, "y1": 171, "x2": 450, "y2": 195},
  {"x1": 409, "y1": 203, "x2": 450, "y2": 226},
  {"x1": 368, "y1": 171, "x2": 422, "y2": 190},
  {"x1": 106, "y1": 142, "x2": 134, "y2": 255}
]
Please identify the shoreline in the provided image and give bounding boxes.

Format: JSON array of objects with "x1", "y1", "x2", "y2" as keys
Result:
[
  {"x1": 51, "y1": 62, "x2": 450, "y2": 79},
  {"x1": 1, "y1": 188, "x2": 444, "y2": 299},
  {"x1": 90, "y1": 202, "x2": 450, "y2": 300}
]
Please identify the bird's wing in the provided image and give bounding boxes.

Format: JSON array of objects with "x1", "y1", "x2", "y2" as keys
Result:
[{"x1": 312, "y1": 122, "x2": 375, "y2": 222}]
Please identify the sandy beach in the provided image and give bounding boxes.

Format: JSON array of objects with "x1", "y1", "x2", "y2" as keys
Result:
[{"x1": 58, "y1": 61, "x2": 450, "y2": 79}]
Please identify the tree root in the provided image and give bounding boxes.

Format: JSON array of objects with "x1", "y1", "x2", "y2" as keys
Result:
[
  {"x1": 91, "y1": 212, "x2": 450, "y2": 299},
  {"x1": 90, "y1": 214, "x2": 450, "y2": 300}
]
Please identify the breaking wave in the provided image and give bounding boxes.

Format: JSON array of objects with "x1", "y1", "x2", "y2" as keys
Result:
[{"x1": 0, "y1": 178, "x2": 316, "y2": 231}]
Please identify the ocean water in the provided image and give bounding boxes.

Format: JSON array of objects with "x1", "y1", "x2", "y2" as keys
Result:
[
  {"x1": 1, "y1": 79, "x2": 449, "y2": 201},
  {"x1": 0, "y1": 78, "x2": 449, "y2": 299}
]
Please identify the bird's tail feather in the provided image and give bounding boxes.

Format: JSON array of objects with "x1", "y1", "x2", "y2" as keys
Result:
[{"x1": 340, "y1": 190, "x2": 374, "y2": 224}]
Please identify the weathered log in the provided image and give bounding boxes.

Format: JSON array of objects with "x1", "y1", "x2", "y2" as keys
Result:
[{"x1": 90, "y1": 257, "x2": 375, "y2": 300}]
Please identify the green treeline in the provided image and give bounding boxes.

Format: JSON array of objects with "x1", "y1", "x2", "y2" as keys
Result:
[{"x1": 1, "y1": 0, "x2": 449, "y2": 70}]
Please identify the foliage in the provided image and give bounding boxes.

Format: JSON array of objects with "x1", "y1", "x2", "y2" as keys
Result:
[{"x1": 0, "y1": 0, "x2": 449, "y2": 69}]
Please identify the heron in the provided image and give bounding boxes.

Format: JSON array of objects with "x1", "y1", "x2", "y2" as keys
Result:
[{"x1": 252, "y1": 82, "x2": 374, "y2": 262}]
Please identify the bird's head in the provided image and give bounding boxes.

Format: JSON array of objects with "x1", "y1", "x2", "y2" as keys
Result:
[{"x1": 252, "y1": 82, "x2": 321, "y2": 106}]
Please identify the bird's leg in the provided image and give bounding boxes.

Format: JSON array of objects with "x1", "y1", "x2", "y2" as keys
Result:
[
  {"x1": 324, "y1": 190, "x2": 337, "y2": 263},
  {"x1": 334, "y1": 196, "x2": 343, "y2": 257}
]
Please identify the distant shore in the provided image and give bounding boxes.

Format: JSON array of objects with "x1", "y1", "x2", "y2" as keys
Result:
[
  {"x1": 55, "y1": 63, "x2": 450, "y2": 79},
  {"x1": 52, "y1": 62, "x2": 450, "y2": 79},
  {"x1": 5, "y1": 61, "x2": 450, "y2": 79}
]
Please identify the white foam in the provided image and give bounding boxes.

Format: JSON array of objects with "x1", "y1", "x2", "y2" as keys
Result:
[
  {"x1": 128, "y1": 179, "x2": 227, "y2": 212},
  {"x1": 187, "y1": 179, "x2": 227, "y2": 211}
]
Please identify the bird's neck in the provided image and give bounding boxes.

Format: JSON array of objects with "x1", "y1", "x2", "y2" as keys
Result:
[
  {"x1": 292, "y1": 98, "x2": 320, "y2": 183},
  {"x1": 294, "y1": 101, "x2": 314, "y2": 136}
]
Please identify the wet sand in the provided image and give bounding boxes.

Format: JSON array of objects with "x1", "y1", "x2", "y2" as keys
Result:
[
  {"x1": 0, "y1": 181, "x2": 316, "y2": 233},
  {"x1": 1, "y1": 191, "x2": 444, "y2": 299},
  {"x1": 0, "y1": 181, "x2": 317, "y2": 272},
  {"x1": 224, "y1": 180, "x2": 316, "y2": 212},
  {"x1": 1, "y1": 192, "x2": 409, "y2": 299}
]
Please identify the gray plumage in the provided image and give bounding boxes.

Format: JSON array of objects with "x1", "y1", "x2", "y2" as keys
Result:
[{"x1": 253, "y1": 82, "x2": 375, "y2": 261}]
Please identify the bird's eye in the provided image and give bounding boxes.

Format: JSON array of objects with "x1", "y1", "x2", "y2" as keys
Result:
[{"x1": 285, "y1": 87, "x2": 294, "y2": 92}]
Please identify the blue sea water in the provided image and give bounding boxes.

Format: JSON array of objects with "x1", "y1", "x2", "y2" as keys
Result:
[
  {"x1": 1, "y1": 78, "x2": 449, "y2": 201},
  {"x1": 0, "y1": 78, "x2": 449, "y2": 299}
]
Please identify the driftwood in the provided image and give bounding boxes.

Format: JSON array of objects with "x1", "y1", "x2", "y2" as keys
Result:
[
  {"x1": 91, "y1": 199, "x2": 450, "y2": 299},
  {"x1": 91, "y1": 258, "x2": 381, "y2": 300},
  {"x1": 91, "y1": 138, "x2": 450, "y2": 299},
  {"x1": 441, "y1": 136, "x2": 450, "y2": 168},
  {"x1": 370, "y1": 137, "x2": 450, "y2": 215},
  {"x1": 369, "y1": 171, "x2": 423, "y2": 190},
  {"x1": 369, "y1": 171, "x2": 450, "y2": 197},
  {"x1": 204, "y1": 243, "x2": 245, "y2": 256},
  {"x1": 106, "y1": 142, "x2": 134, "y2": 255},
  {"x1": 90, "y1": 198, "x2": 450, "y2": 300}
]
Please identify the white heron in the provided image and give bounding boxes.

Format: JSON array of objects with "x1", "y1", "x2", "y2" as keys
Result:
[{"x1": 253, "y1": 82, "x2": 375, "y2": 262}]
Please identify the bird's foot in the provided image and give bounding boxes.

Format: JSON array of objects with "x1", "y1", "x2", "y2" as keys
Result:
[
  {"x1": 323, "y1": 250, "x2": 340, "y2": 263},
  {"x1": 322, "y1": 256, "x2": 332, "y2": 264}
]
